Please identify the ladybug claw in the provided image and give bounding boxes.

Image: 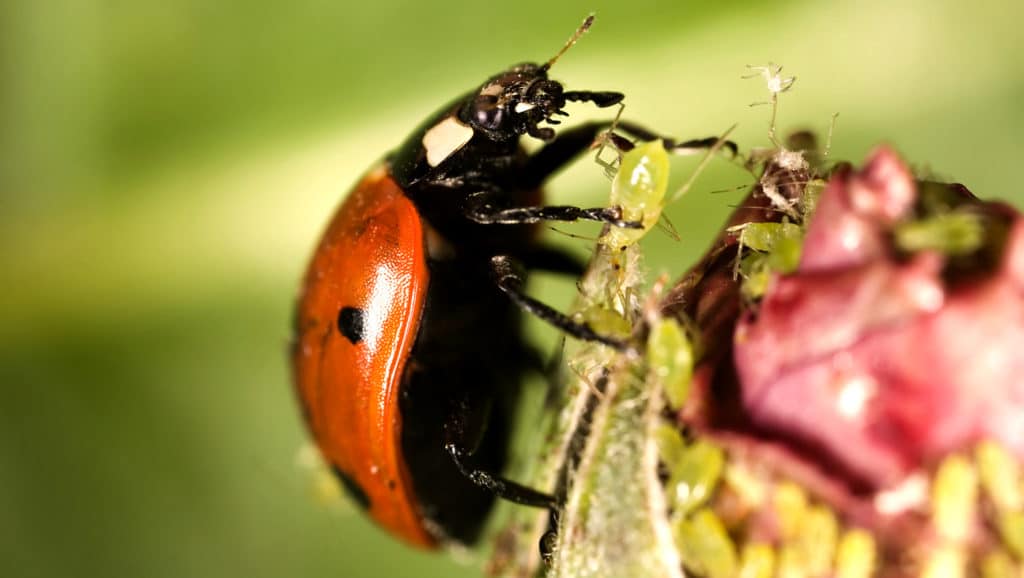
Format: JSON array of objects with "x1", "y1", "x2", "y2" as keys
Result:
[{"x1": 445, "y1": 443, "x2": 557, "y2": 509}]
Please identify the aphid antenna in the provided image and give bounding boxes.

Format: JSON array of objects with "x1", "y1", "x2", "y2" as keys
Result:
[
  {"x1": 726, "y1": 203, "x2": 805, "y2": 217},
  {"x1": 823, "y1": 112, "x2": 840, "y2": 160},
  {"x1": 707, "y1": 183, "x2": 755, "y2": 195},
  {"x1": 545, "y1": 225, "x2": 601, "y2": 243},
  {"x1": 655, "y1": 214, "x2": 681, "y2": 242},
  {"x1": 667, "y1": 124, "x2": 738, "y2": 205}
]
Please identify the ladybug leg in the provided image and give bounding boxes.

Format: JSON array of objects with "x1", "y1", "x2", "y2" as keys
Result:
[
  {"x1": 491, "y1": 255, "x2": 628, "y2": 350},
  {"x1": 466, "y1": 123, "x2": 735, "y2": 228},
  {"x1": 522, "y1": 120, "x2": 737, "y2": 189},
  {"x1": 443, "y1": 442, "x2": 556, "y2": 509},
  {"x1": 442, "y1": 393, "x2": 556, "y2": 509},
  {"x1": 466, "y1": 192, "x2": 643, "y2": 229},
  {"x1": 562, "y1": 90, "x2": 624, "y2": 108},
  {"x1": 616, "y1": 121, "x2": 739, "y2": 157}
]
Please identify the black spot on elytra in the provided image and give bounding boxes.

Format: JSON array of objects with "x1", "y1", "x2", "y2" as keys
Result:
[
  {"x1": 332, "y1": 466, "x2": 371, "y2": 510},
  {"x1": 337, "y1": 306, "x2": 365, "y2": 344}
]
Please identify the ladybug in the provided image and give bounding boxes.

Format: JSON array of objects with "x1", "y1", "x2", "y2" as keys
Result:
[{"x1": 291, "y1": 17, "x2": 724, "y2": 548}]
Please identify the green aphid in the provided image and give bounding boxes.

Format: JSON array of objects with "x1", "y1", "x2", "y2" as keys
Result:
[
  {"x1": 765, "y1": 232, "x2": 803, "y2": 273},
  {"x1": 835, "y1": 529, "x2": 877, "y2": 578},
  {"x1": 738, "y1": 543, "x2": 775, "y2": 578},
  {"x1": 577, "y1": 304, "x2": 633, "y2": 341},
  {"x1": 774, "y1": 503, "x2": 838, "y2": 578},
  {"x1": 732, "y1": 221, "x2": 804, "y2": 300},
  {"x1": 724, "y1": 465, "x2": 768, "y2": 510},
  {"x1": 980, "y1": 551, "x2": 1016, "y2": 578},
  {"x1": 738, "y1": 254, "x2": 774, "y2": 301},
  {"x1": 674, "y1": 508, "x2": 738, "y2": 578},
  {"x1": 976, "y1": 441, "x2": 1023, "y2": 513},
  {"x1": 654, "y1": 423, "x2": 687, "y2": 469},
  {"x1": 775, "y1": 545, "x2": 805, "y2": 578},
  {"x1": 774, "y1": 482, "x2": 809, "y2": 541},
  {"x1": 894, "y1": 211, "x2": 984, "y2": 257},
  {"x1": 666, "y1": 440, "x2": 725, "y2": 515},
  {"x1": 932, "y1": 454, "x2": 978, "y2": 543},
  {"x1": 997, "y1": 510, "x2": 1024, "y2": 559},
  {"x1": 921, "y1": 545, "x2": 966, "y2": 578},
  {"x1": 734, "y1": 221, "x2": 803, "y2": 254},
  {"x1": 800, "y1": 179, "x2": 824, "y2": 219},
  {"x1": 646, "y1": 318, "x2": 693, "y2": 411},
  {"x1": 794, "y1": 505, "x2": 838, "y2": 576},
  {"x1": 601, "y1": 140, "x2": 670, "y2": 251}
]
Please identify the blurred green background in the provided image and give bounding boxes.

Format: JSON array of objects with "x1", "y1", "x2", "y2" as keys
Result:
[{"x1": 2, "y1": 1, "x2": 1021, "y2": 577}]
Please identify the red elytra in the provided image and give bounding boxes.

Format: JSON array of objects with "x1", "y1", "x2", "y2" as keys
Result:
[{"x1": 292, "y1": 168, "x2": 435, "y2": 546}]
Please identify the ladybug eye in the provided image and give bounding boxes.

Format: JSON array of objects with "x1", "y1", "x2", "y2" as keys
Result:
[{"x1": 471, "y1": 95, "x2": 504, "y2": 130}]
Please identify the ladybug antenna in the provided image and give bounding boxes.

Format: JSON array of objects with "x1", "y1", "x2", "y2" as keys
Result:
[{"x1": 542, "y1": 14, "x2": 595, "y2": 72}]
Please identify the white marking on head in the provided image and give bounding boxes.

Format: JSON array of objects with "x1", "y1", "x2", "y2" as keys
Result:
[
  {"x1": 480, "y1": 83, "x2": 504, "y2": 97},
  {"x1": 514, "y1": 102, "x2": 536, "y2": 113},
  {"x1": 422, "y1": 116, "x2": 474, "y2": 167}
]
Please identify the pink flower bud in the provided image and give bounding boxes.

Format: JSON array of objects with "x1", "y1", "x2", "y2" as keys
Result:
[
  {"x1": 736, "y1": 148, "x2": 1024, "y2": 490},
  {"x1": 666, "y1": 146, "x2": 1024, "y2": 543}
]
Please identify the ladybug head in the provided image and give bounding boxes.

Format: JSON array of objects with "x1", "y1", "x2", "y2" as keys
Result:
[
  {"x1": 461, "y1": 64, "x2": 568, "y2": 142},
  {"x1": 459, "y1": 16, "x2": 622, "y2": 143}
]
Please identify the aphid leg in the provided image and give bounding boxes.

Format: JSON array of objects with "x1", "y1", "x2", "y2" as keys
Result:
[
  {"x1": 443, "y1": 444, "x2": 556, "y2": 509},
  {"x1": 521, "y1": 121, "x2": 624, "y2": 188}
]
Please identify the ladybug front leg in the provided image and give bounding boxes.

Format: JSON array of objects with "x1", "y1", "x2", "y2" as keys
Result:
[
  {"x1": 613, "y1": 122, "x2": 739, "y2": 157},
  {"x1": 490, "y1": 255, "x2": 628, "y2": 350},
  {"x1": 521, "y1": 119, "x2": 737, "y2": 190},
  {"x1": 465, "y1": 192, "x2": 644, "y2": 229},
  {"x1": 562, "y1": 90, "x2": 625, "y2": 108}
]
